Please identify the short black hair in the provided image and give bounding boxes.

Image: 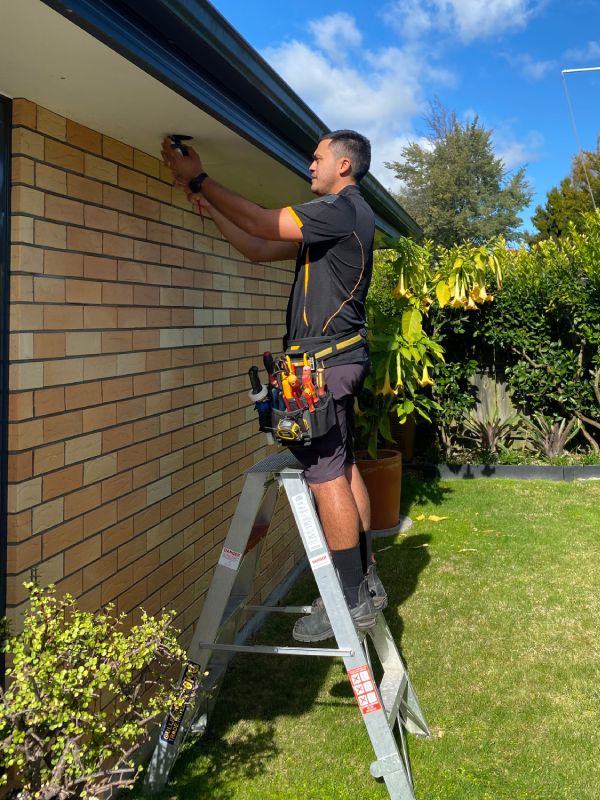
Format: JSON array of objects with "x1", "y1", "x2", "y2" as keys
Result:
[{"x1": 319, "y1": 129, "x2": 371, "y2": 182}]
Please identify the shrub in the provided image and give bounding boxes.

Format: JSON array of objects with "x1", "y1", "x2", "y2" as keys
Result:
[{"x1": 0, "y1": 584, "x2": 185, "y2": 799}]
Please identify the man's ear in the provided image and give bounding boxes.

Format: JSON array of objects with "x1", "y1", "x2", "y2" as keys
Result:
[{"x1": 339, "y1": 157, "x2": 352, "y2": 177}]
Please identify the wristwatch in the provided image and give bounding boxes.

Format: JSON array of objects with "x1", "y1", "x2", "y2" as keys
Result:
[{"x1": 189, "y1": 172, "x2": 208, "y2": 193}]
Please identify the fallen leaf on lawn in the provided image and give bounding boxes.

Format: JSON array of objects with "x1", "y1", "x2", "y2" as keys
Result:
[
  {"x1": 458, "y1": 548, "x2": 477, "y2": 552},
  {"x1": 428, "y1": 514, "x2": 449, "y2": 522},
  {"x1": 415, "y1": 514, "x2": 426, "y2": 521},
  {"x1": 411, "y1": 543, "x2": 430, "y2": 549},
  {"x1": 376, "y1": 546, "x2": 393, "y2": 553}
]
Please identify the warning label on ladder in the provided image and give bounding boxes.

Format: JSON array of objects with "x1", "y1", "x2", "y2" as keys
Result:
[
  {"x1": 291, "y1": 494, "x2": 322, "y2": 552},
  {"x1": 348, "y1": 665, "x2": 382, "y2": 716}
]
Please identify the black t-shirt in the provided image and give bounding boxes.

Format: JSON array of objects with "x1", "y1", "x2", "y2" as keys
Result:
[{"x1": 285, "y1": 184, "x2": 374, "y2": 358}]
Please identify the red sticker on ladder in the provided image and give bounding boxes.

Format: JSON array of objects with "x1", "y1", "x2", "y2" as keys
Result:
[{"x1": 348, "y1": 665, "x2": 382, "y2": 715}]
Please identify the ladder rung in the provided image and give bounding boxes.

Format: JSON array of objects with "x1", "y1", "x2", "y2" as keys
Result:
[
  {"x1": 245, "y1": 603, "x2": 314, "y2": 614},
  {"x1": 196, "y1": 641, "x2": 354, "y2": 658}
]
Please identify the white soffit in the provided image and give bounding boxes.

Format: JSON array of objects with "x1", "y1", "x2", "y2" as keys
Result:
[{"x1": 0, "y1": 0, "x2": 313, "y2": 208}]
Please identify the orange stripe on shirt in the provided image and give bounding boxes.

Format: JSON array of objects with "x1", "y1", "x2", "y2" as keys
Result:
[{"x1": 287, "y1": 206, "x2": 304, "y2": 229}]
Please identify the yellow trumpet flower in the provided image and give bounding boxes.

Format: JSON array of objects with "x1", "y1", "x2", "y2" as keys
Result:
[{"x1": 417, "y1": 364, "x2": 434, "y2": 388}]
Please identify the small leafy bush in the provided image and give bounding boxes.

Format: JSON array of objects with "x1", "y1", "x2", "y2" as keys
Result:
[
  {"x1": 0, "y1": 584, "x2": 185, "y2": 799},
  {"x1": 462, "y1": 411, "x2": 521, "y2": 461},
  {"x1": 524, "y1": 414, "x2": 580, "y2": 459}
]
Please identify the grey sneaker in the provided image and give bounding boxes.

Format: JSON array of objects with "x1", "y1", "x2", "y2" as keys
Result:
[
  {"x1": 293, "y1": 579, "x2": 377, "y2": 642},
  {"x1": 367, "y1": 563, "x2": 388, "y2": 611}
]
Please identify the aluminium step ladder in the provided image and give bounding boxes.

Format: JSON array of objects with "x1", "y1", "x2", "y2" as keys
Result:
[{"x1": 145, "y1": 450, "x2": 430, "y2": 799}]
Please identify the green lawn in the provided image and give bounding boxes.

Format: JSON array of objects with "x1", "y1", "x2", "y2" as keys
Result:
[{"x1": 139, "y1": 476, "x2": 600, "y2": 800}]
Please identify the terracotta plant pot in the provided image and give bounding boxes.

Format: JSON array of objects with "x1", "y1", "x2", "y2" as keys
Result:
[{"x1": 356, "y1": 449, "x2": 403, "y2": 531}]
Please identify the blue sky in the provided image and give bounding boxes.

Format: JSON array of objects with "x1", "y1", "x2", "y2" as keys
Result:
[{"x1": 210, "y1": 0, "x2": 600, "y2": 233}]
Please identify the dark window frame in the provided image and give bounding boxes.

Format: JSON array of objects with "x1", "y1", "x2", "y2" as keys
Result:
[{"x1": 0, "y1": 94, "x2": 11, "y2": 679}]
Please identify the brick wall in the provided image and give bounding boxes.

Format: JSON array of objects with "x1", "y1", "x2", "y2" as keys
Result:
[{"x1": 6, "y1": 99, "x2": 305, "y2": 641}]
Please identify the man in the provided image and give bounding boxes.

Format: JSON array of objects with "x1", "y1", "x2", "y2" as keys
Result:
[{"x1": 161, "y1": 130, "x2": 386, "y2": 642}]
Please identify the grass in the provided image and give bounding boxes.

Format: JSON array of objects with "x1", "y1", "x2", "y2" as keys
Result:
[{"x1": 136, "y1": 476, "x2": 600, "y2": 800}]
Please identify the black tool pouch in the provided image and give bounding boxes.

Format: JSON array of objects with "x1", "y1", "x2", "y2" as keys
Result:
[{"x1": 271, "y1": 389, "x2": 337, "y2": 447}]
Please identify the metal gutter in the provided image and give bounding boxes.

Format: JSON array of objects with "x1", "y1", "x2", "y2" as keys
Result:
[
  {"x1": 0, "y1": 95, "x2": 11, "y2": 677},
  {"x1": 41, "y1": 0, "x2": 421, "y2": 239}
]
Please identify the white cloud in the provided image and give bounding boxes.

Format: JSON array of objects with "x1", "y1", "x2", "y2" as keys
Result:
[
  {"x1": 263, "y1": 35, "x2": 451, "y2": 188},
  {"x1": 308, "y1": 12, "x2": 362, "y2": 61},
  {"x1": 563, "y1": 40, "x2": 600, "y2": 64},
  {"x1": 382, "y1": 0, "x2": 537, "y2": 43},
  {"x1": 492, "y1": 127, "x2": 544, "y2": 169},
  {"x1": 509, "y1": 53, "x2": 556, "y2": 80}
]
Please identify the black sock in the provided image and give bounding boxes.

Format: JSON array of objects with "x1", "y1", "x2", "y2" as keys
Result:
[
  {"x1": 359, "y1": 530, "x2": 373, "y2": 574},
  {"x1": 332, "y1": 545, "x2": 364, "y2": 607}
]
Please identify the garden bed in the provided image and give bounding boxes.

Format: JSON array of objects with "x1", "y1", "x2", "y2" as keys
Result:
[{"x1": 410, "y1": 463, "x2": 600, "y2": 481}]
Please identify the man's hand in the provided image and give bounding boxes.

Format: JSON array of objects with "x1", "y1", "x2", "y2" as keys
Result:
[{"x1": 161, "y1": 137, "x2": 203, "y2": 186}]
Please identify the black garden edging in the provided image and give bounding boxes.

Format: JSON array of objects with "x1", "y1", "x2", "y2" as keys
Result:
[{"x1": 408, "y1": 463, "x2": 600, "y2": 482}]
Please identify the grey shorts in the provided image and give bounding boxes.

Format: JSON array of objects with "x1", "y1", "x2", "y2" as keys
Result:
[{"x1": 291, "y1": 361, "x2": 370, "y2": 485}]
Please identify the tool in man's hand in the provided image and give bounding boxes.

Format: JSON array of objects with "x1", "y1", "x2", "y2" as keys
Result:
[
  {"x1": 247, "y1": 366, "x2": 273, "y2": 444},
  {"x1": 169, "y1": 134, "x2": 193, "y2": 156}
]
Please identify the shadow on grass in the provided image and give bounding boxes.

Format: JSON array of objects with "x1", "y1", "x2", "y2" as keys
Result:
[
  {"x1": 402, "y1": 472, "x2": 452, "y2": 511},
  {"x1": 140, "y1": 479, "x2": 436, "y2": 799}
]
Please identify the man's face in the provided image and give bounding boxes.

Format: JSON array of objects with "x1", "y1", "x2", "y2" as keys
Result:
[{"x1": 309, "y1": 139, "x2": 347, "y2": 195}]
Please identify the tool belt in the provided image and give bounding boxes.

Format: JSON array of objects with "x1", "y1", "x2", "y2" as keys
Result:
[{"x1": 267, "y1": 330, "x2": 367, "y2": 447}]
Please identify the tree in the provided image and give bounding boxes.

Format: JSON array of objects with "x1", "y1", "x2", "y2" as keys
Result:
[
  {"x1": 386, "y1": 100, "x2": 532, "y2": 248},
  {"x1": 530, "y1": 144, "x2": 600, "y2": 242}
]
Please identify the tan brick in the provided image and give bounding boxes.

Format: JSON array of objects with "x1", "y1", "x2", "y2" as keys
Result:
[
  {"x1": 12, "y1": 185, "x2": 44, "y2": 216},
  {"x1": 65, "y1": 331, "x2": 101, "y2": 356},
  {"x1": 103, "y1": 233, "x2": 133, "y2": 259},
  {"x1": 34, "y1": 387, "x2": 66, "y2": 416},
  {"x1": 102, "y1": 136, "x2": 133, "y2": 166},
  {"x1": 133, "y1": 150, "x2": 159, "y2": 177},
  {"x1": 117, "y1": 443, "x2": 147, "y2": 472},
  {"x1": 10, "y1": 361, "x2": 43, "y2": 391},
  {"x1": 118, "y1": 213, "x2": 146, "y2": 238},
  {"x1": 7, "y1": 509, "x2": 33, "y2": 543},
  {"x1": 84, "y1": 205, "x2": 119, "y2": 232},
  {"x1": 33, "y1": 276, "x2": 65, "y2": 303},
  {"x1": 34, "y1": 442, "x2": 65, "y2": 475},
  {"x1": 118, "y1": 167, "x2": 147, "y2": 194},
  {"x1": 134, "y1": 195, "x2": 160, "y2": 220},
  {"x1": 147, "y1": 221, "x2": 172, "y2": 244},
  {"x1": 45, "y1": 139, "x2": 84, "y2": 172},
  {"x1": 101, "y1": 376, "x2": 132, "y2": 402},
  {"x1": 43, "y1": 410, "x2": 83, "y2": 443},
  {"x1": 82, "y1": 403, "x2": 117, "y2": 433},
  {"x1": 101, "y1": 562, "x2": 134, "y2": 605},
  {"x1": 84, "y1": 153, "x2": 117, "y2": 184},
  {"x1": 84, "y1": 255, "x2": 117, "y2": 281},
  {"x1": 45, "y1": 194, "x2": 84, "y2": 225},
  {"x1": 117, "y1": 535, "x2": 146, "y2": 569},
  {"x1": 65, "y1": 534, "x2": 102, "y2": 574},
  {"x1": 7, "y1": 477, "x2": 42, "y2": 513},
  {"x1": 10, "y1": 332, "x2": 33, "y2": 361},
  {"x1": 32, "y1": 497, "x2": 64, "y2": 534},
  {"x1": 133, "y1": 284, "x2": 160, "y2": 306},
  {"x1": 43, "y1": 464, "x2": 83, "y2": 501},
  {"x1": 34, "y1": 332, "x2": 66, "y2": 359},
  {"x1": 83, "y1": 355, "x2": 118, "y2": 381},
  {"x1": 8, "y1": 452, "x2": 33, "y2": 483},
  {"x1": 67, "y1": 173, "x2": 103, "y2": 204},
  {"x1": 43, "y1": 305, "x2": 84, "y2": 330},
  {"x1": 133, "y1": 329, "x2": 160, "y2": 350},
  {"x1": 36, "y1": 162, "x2": 67, "y2": 194},
  {"x1": 65, "y1": 278, "x2": 102, "y2": 304},
  {"x1": 102, "y1": 184, "x2": 133, "y2": 213},
  {"x1": 65, "y1": 381, "x2": 101, "y2": 409},
  {"x1": 64, "y1": 484, "x2": 101, "y2": 520},
  {"x1": 84, "y1": 306, "x2": 118, "y2": 329},
  {"x1": 35, "y1": 220, "x2": 66, "y2": 248},
  {"x1": 102, "y1": 471, "x2": 133, "y2": 504},
  {"x1": 146, "y1": 177, "x2": 171, "y2": 203},
  {"x1": 43, "y1": 358, "x2": 84, "y2": 386},
  {"x1": 82, "y1": 550, "x2": 118, "y2": 590},
  {"x1": 37, "y1": 107, "x2": 66, "y2": 140},
  {"x1": 12, "y1": 127, "x2": 44, "y2": 159},
  {"x1": 116, "y1": 397, "x2": 146, "y2": 424},
  {"x1": 7, "y1": 538, "x2": 41, "y2": 574},
  {"x1": 102, "y1": 424, "x2": 133, "y2": 454},
  {"x1": 84, "y1": 500, "x2": 117, "y2": 538},
  {"x1": 83, "y1": 453, "x2": 117, "y2": 485},
  {"x1": 11, "y1": 275, "x2": 33, "y2": 302},
  {"x1": 11, "y1": 215, "x2": 34, "y2": 243},
  {"x1": 9, "y1": 391, "x2": 33, "y2": 421},
  {"x1": 12, "y1": 99, "x2": 37, "y2": 127},
  {"x1": 116, "y1": 352, "x2": 146, "y2": 376},
  {"x1": 66, "y1": 227, "x2": 103, "y2": 254},
  {"x1": 65, "y1": 432, "x2": 102, "y2": 464},
  {"x1": 12, "y1": 244, "x2": 44, "y2": 273},
  {"x1": 43, "y1": 517, "x2": 84, "y2": 558},
  {"x1": 132, "y1": 460, "x2": 159, "y2": 490},
  {"x1": 66, "y1": 120, "x2": 102, "y2": 154},
  {"x1": 44, "y1": 250, "x2": 84, "y2": 277},
  {"x1": 101, "y1": 330, "x2": 132, "y2": 353},
  {"x1": 101, "y1": 282, "x2": 133, "y2": 306}
]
